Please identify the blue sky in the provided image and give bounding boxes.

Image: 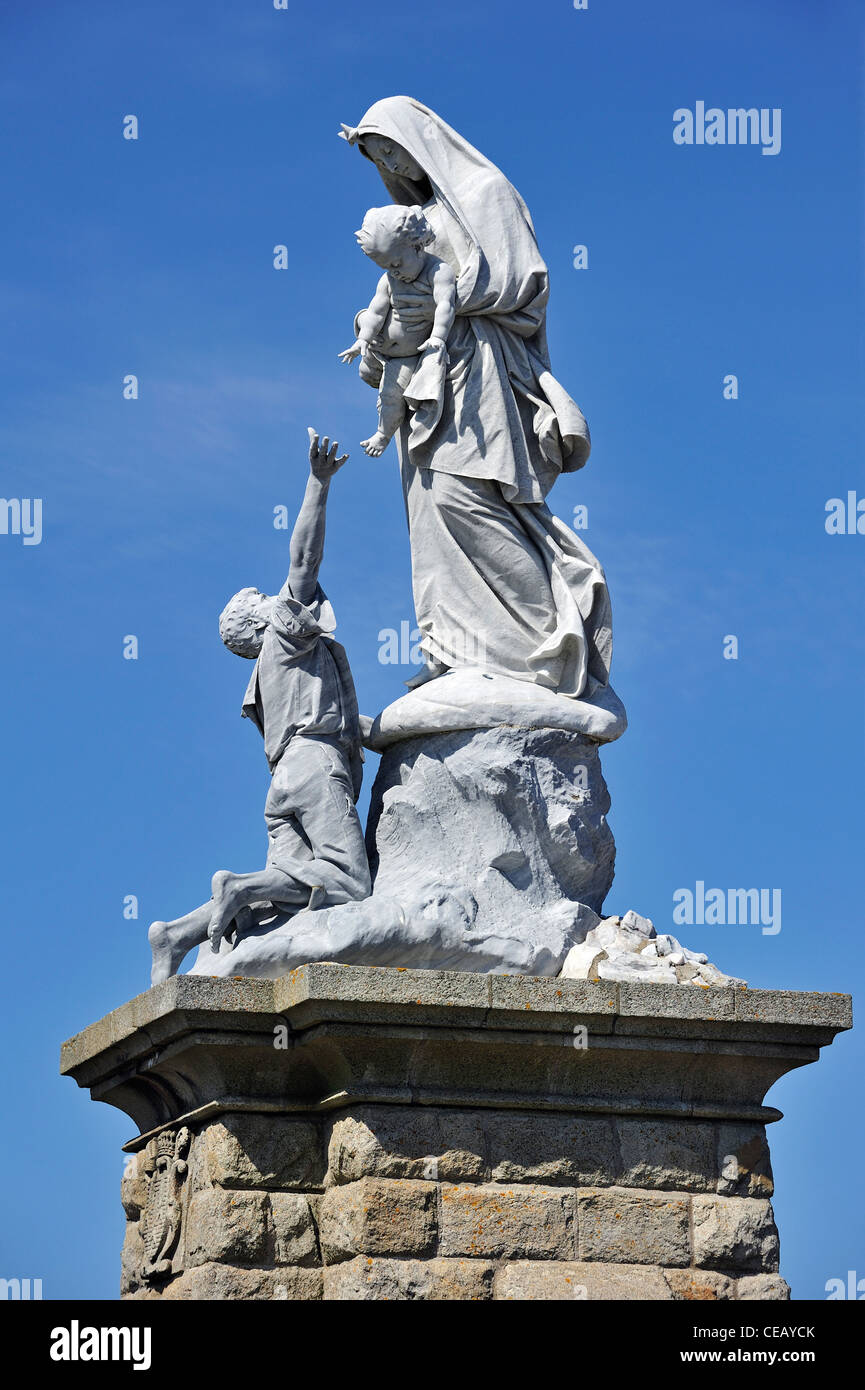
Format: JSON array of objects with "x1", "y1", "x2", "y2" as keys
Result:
[{"x1": 0, "y1": 0, "x2": 861, "y2": 1300}]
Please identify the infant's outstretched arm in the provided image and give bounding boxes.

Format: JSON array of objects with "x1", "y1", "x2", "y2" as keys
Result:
[{"x1": 338, "y1": 273, "x2": 391, "y2": 362}]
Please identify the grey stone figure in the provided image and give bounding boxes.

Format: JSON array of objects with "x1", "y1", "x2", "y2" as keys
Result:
[
  {"x1": 339, "y1": 96, "x2": 614, "y2": 699},
  {"x1": 148, "y1": 430, "x2": 371, "y2": 984},
  {"x1": 177, "y1": 99, "x2": 737, "y2": 986},
  {"x1": 338, "y1": 204, "x2": 456, "y2": 459}
]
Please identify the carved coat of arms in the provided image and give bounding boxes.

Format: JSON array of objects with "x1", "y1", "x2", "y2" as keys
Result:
[{"x1": 140, "y1": 1127, "x2": 190, "y2": 1281}]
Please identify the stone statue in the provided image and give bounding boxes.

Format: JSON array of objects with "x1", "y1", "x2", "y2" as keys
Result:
[
  {"x1": 148, "y1": 430, "x2": 371, "y2": 984},
  {"x1": 338, "y1": 204, "x2": 456, "y2": 461},
  {"x1": 156, "y1": 99, "x2": 738, "y2": 988},
  {"x1": 339, "y1": 97, "x2": 614, "y2": 701},
  {"x1": 185, "y1": 99, "x2": 627, "y2": 981}
]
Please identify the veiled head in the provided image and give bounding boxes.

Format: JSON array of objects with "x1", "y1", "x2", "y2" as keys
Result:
[{"x1": 358, "y1": 133, "x2": 426, "y2": 184}]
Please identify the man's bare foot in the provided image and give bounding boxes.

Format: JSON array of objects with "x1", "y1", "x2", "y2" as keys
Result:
[
  {"x1": 149, "y1": 921, "x2": 186, "y2": 986},
  {"x1": 361, "y1": 432, "x2": 389, "y2": 457}
]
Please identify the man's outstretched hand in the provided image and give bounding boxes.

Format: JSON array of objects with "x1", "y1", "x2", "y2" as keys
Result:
[{"x1": 308, "y1": 427, "x2": 349, "y2": 480}]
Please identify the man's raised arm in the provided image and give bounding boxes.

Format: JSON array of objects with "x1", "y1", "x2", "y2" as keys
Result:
[{"x1": 284, "y1": 428, "x2": 349, "y2": 607}]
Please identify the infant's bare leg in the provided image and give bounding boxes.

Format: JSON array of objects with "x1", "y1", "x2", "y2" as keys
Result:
[
  {"x1": 209, "y1": 868, "x2": 308, "y2": 951},
  {"x1": 149, "y1": 903, "x2": 213, "y2": 986},
  {"x1": 362, "y1": 375, "x2": 407, "y2": 457}
]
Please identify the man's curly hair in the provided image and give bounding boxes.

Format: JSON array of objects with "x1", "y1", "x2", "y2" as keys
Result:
[{"x1": 218, "y1": 587, "x2": 269, "y2": 659}]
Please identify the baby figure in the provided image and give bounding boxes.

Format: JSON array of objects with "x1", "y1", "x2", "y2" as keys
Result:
[{"x1": 339, "y1": 204, "x2": 456, "y2": 456}]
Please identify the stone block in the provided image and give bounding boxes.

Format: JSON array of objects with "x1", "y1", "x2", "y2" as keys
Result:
[
  {"x1": 495, "y1": 1261, "x2": 674, "y2": 1300},
  {"x1": 438, "y1": 1183, "x2": 574, "y2": 1260},
  {"x1": 161, "y1": 1262, "x2": 321, "y2": 1301},
  {"x1": 274, "y1": 962, "x2": 491, "y2": 1022},
  {"x1": 319, "y1": 1179, "x2": 437, "y2": 1262},
  {"x1": 269, "y1": 1193, "x2": 320, "y2": 1267},
  {"x1": 663, "y1": 1269, "x2": 736, "y2": 1301},
  {"x1": 120, "y1": 1152, "x2": 148, "y2": 1220},
  {"x1": 487, "y1": 976, "x2": 618, "y2": 1030},
  {"x1": 617, "y1": 1117, "x2": 715, "y2": 1192},
  {"x1": 486, "y1": 1112, "x2": 616, "y2": 1187},
  {"x1": 202, "y1": 1114, "x2": 324, "y2": 1191},
  {"x1": 616, "y1": 981, "x2": 736, "y2": 1024},
  {"x1": 691, "y1": 1196, "x2": 780, "y2": 1273},
  {"x1": 323, "y1": 1257, "x2": 494, "y2": 1300},
  {"x1": 577, "y1": 1187, "x2": 691, "y2": 1267},
  {"x1": 715, "y1": 1123, "x2": 774, "y2": 1197},
  {"x1": 734, "y1": 990, "x2": 852, "y2": 1030},
  {"x1": 271, "y1": 1268, "x2": 324, "y2": 1301},
  {"x1": 326, "y1": 1107, "x2": 487, "y2": 1185},
  {"x1": 184, "y1": 1189, "x2": 270, "y2": 1268},
  {"x1": 737, "y1": 1274, "x2": 790, "y2": 1300},
  {"x1": 119, "y1": 1221, "x2": 147, "y2": 1296},
  {"x1": 494, "y1": 1262, "x2": 588, "y2": 1300}
]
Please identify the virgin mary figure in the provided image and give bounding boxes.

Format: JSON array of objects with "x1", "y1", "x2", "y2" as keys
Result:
[{"x1": 342, "y1": 97, "x2": 619, "y2": 712}]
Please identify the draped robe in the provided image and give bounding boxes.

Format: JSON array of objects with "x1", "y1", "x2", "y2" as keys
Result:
[{"x1": 348, "y1": 96, "x2": 616, "y2": 701}]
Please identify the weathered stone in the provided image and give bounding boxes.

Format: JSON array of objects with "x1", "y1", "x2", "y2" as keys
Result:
[
  {"x1": 326, "y1": 1108, "x2": 486, "y2": 1185},
  {"x1": 692, "y1": 1196, "x2": 779, "y2": 1273},
  {"x1": 439, "y1": 1184, "x2": 574, "y2": 1260},
  {"x1": 615, "y1": 981, "x2": 737, "y2": 1023},
  {"x1": 120, "y1": 1221, "x2": 147, "y2": 1295},
  {"x1": 716, "y1": 1123, "x2": 774, "y2": 1197},
  {"x1": 487, "y1": 1113, "x2": 616, "y2": 1187},
  {"x1": 184, "y1": 1190, "x2": 269, "y2": 1268},
  {"x1": 663, "y1": 1269, "x2": 736, "y2": 1301},
  {"x1": 362, "y1": 726, "x2": 616, "y2": 977},
  {"x1": 269, "y1": 1193, "x2": 320, "y2": 1267},
  {"x1": 271, "y1": 1268, "x2": 324, "y2": 1301},
  {"x1": 161, "y1": 1262, "x2": 321, "y2": 1301},
  {"x1": 737, "y1": 1274, "x2": 790, "y2": 1300},
  {"x1": 577, "y1": 1188, "x2": 690, "y2": 1267},
  {"x1": 486, "y1": 974, "x2": 617, "y2": 1030},
  {"x1": 617, "y1": 1118, "x2": 715, "y2": 1192},
  {"x1": 560, "y1": 910, "x2": 744, "y2": 989},
  {"x1": 61, "y1": 967, "x2": 851, "y2": 1301},
  {"x1": 496, "y1": 1261, "x2": 674, "y2": 1300},
  {"x1": 203, "y1": 1114, "x2": 324, "y2": 1191},
  {"x1": 734, "y1": 989, "x2": 852, "y2": 1031},
  {"x1": 62, "y1": 970, "x2": 849, "y2": 1139},
  {"x1": 494, "y1": 1262, "x2": 589, "y2": 1300},
  {"x1": 120, "y1": 1152, "x2": 148, "y2": 1220},
  {"x1": 598, "y1": 955, "x2": 680, "y2": 985},
  {"x1": 323, "y1": 1256, "x2": 494, "y2": 1300},
  {"x1": 319, "y1": 1179, "x2": 437, "y2": 1262}
]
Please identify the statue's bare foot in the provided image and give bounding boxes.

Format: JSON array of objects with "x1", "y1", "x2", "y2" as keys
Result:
[
  {"x1": 361, "y1": 432, "x2": 389, "y2": 457},
  {"x1": 405, "y1": 658, "x2": 449, "y2": 690},
  {"x1": 149, "y1": 921, "x2": 186, "y2": 986}
]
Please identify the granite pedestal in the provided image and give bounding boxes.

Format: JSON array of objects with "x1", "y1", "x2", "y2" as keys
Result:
[{"x1": 60, "y1": 965, "x2": 851, "y2": 1300}]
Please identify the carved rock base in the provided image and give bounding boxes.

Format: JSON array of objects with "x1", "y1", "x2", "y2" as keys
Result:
[{"x1": 188, "y1": 725, "x2": 615, "y2": 980}]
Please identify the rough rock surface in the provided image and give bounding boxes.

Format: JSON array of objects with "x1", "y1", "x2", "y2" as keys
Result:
[
  {"x1": 559, "y1": 909, "x2": 746, "y2": 987},
  {"x1": 191, "y1": 725, "x2": 614, "y2": 978}
]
